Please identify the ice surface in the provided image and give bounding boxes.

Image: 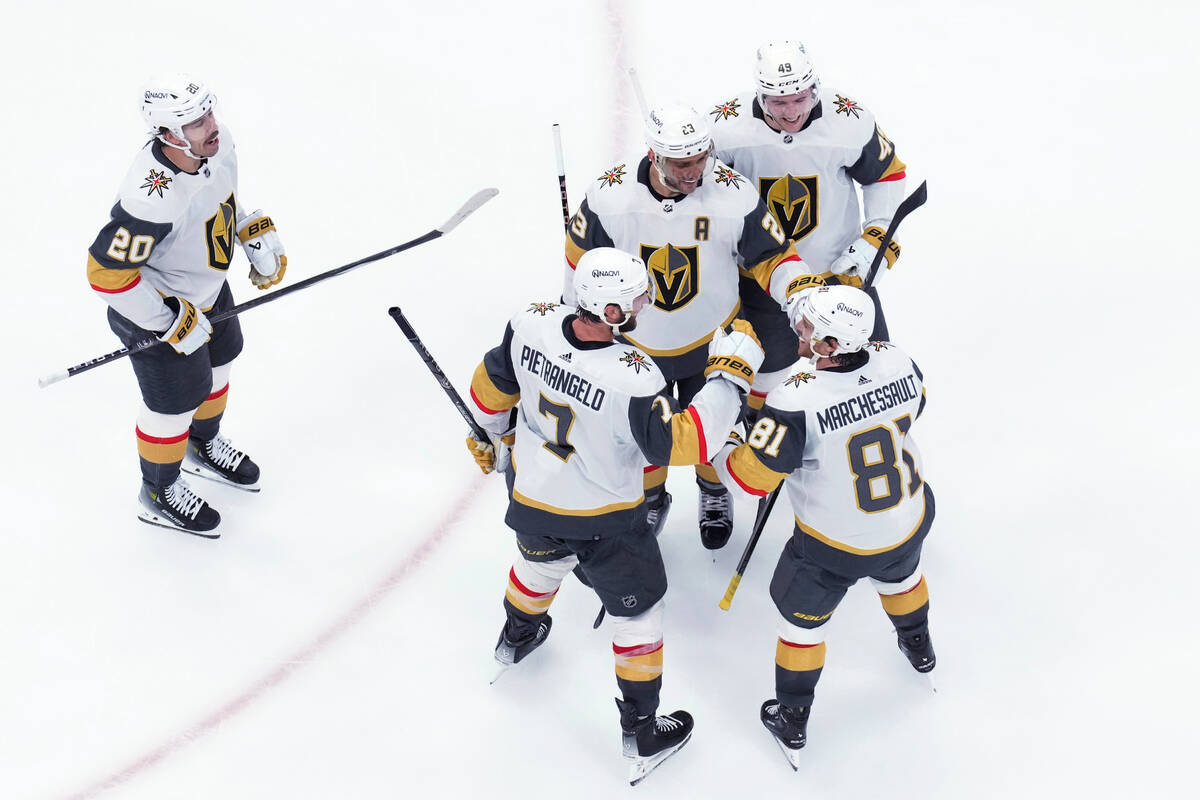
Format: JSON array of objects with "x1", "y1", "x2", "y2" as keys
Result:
[{"x1": 1, "y1": 1, "x2": 1196, "y2": 797}]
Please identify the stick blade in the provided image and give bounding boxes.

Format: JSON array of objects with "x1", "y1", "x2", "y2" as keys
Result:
[{"x1": 437, "y1": 188, "x2": 499, "y2": 234}]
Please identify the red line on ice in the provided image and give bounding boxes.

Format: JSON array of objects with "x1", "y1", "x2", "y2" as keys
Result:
[{"x1": 63, "y1": 479, "x2": 482, "y2": 800}]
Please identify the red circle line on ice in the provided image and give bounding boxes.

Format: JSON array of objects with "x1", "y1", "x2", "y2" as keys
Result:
[{"x1": 62, "y1": 480, "x2": 481, "y2": 800}]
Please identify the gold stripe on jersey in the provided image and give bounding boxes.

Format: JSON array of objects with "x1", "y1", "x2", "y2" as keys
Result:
[
  {"x1": 726, "y1": 445, "x2": 786, "y2": 495},
  {"x1": 625, "y1": 301, "x2": 741, "y2": 357},
  {"x1": 470, "y1": 362, "x2": 519, "y2": 413},
  {"x1": 879, "y1": 576, "x2": 929, "y2": 616},
  {"x1": 87, "y1": 254, "x2": 141, "y2": 293},
  {"x1": 565, "y1": 237, "x2": 587, "y2": 269},
  {"x1": 796, "y1": 490, "x2": 928, "y2": 555},
  {"x1": 667, "y1": 406, "x2": 704, "y2": 465},
  {"x1": 512, "y1": 489, "x2": 644, "y2": 516},
  {"x1": 776, "y1": 640, "x2": 826, "y2": 672},
  {"x1": 880, "y1": 154, "x2": 907, "y2": 182},
  {"x1": 742, "y1": 243, "x2": 801, "y2": 294}
]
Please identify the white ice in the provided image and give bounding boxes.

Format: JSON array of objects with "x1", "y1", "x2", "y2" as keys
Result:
[{"x1": 1, "y1": 1, "x2": 1196, "y2": 797}]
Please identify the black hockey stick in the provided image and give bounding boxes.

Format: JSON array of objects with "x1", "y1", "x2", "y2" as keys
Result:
[
  {"x1": 553, "y1": 124, "x2": 570, "y2": 228},
  {"x1": 39, "y1": 188, "x2": 500, "y2": 388},
  {"x1": 389, "y1": 307, "x2": 490, "y2": 442},
  {"x1": 862, "y1": 180, "x2": 927, "y2": 290},
  {"x1": 718, "y1": 485, "x2": 781, "y2": 610}
]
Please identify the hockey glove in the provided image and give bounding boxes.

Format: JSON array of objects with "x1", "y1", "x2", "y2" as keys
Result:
[
  {"x1": 704, "y1": 320, "x2": 764, "y2": 394},
  {"x1": 782, "y1": 273, "x2": 826, "y2": 319},
  {"x1": 465, "y1": 430, "x2": 516, "y2": 475},
  {"x1": 830, "y1": 226, "x2": 900, "y2": 288},
  {"x1": 158, "y1": 296, "x2": 212, "y2": 356},
  {"x1": 237, "y1": 209, "x2": 287, "y2": 290}
]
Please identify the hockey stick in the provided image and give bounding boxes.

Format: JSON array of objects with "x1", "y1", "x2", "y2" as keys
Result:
[
  {"x1": 862, "y1": 180, "x2": 927, "y2": 290},
  {"x1": 553, "y1": 123, "x2": 570, "y2": 228},
  {"x1": 718, "y1": 485, "x2": 781, "y2": 610},
  {"x1": 627, "y1": 67, "x2": 651, "y2": 121},
  {"x1": 38, "y1": 188, "x2": 500, "y2": 389},
  {"x1": 388, "y1": 307, "x2": 490, "y2": 442},
  {"x1": 718, "y1": 180, "x2": 928, "y2": 610}
]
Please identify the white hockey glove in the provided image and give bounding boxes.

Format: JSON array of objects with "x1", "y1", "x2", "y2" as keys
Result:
[
  {"x1": 465, "y1": 429, "x2": 515, "y2": 475},
  {"x1": 158, "y1": 296, "x2": 212, "y2": 356},
  {"x1": 237, "y1": 210, "x2": 287, "y2": 290},
  {"x1": 710, "y1": 420, "x2": 748, "y2": 490},
  {"x1": 830, "y1": 225, "x2": 900, "y2": 288},
  {"x1": 704, "y1": 320, "x2": 764, "y2": 394}
]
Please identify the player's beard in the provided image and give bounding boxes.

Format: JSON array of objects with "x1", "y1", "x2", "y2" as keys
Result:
[{"x1": 618, "y1": 315, "x2": 638, "y2": 333}]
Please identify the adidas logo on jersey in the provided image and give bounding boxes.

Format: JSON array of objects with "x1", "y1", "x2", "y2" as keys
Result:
[
  {"x1": 857, "y1": 376, "x2": 872, "y2": 385},
  {"x1": 559, "y1": 353, "x2": 572, "y2": 362}
]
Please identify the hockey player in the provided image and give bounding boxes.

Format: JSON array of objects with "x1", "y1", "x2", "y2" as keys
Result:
[
  {"x1": 86, "y1": 74, "x2": 287, "y2": 537},
  {"x1": 709, "y1": 40, "x2": 908, "y2": 411},
  {"x1": 711, "y1": 285, "x2": 936, "y2": 769},
  {"x1": 467, "y1": 247, "x2": 763, "y2": 785},
  {"x1": 562, "y1": 102, "x2": 821, "y2": 550}
]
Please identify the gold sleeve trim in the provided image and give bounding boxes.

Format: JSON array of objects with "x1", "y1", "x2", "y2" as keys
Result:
[
  {"x1": 470, "y1": 362, "x2": 519, "y2": 413},
  {"x1": 743, "y1": 243, "x2": 800, "y2": 294}
]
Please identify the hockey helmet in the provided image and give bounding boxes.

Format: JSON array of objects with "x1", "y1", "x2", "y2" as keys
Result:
[
  {"x1": 574, "y1": 247, "x2": 652, "y2": 327},
  {"x1": 789, "y1": 284, "x2": 875, "y2": 355},
  {"x1": 141, "y1": 73, "x2": 217, "y2": 156}
]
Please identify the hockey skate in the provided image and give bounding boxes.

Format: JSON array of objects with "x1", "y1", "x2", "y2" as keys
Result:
[
  {"x1": 616, "y1": 699, "x2": 693, "y2": 786},
  {"x1": 697, "y1": 481, "x2": 733, "y2": 550},
  {"x1": 137, "y1": 478, "x2": 221, "y2": 538},
  {"x1": 760, "y1": 699, "x2": 809, "y2": 771},
  {"x1": 490, "y1": 615, "x2": 552, "y2": 684},
  {"x1": 183, "y1": 433, "x2": 260, "y2": 491},
  {"x1": 645, "y1": 491, "x2": 672, "y2": 538},
  {"x1": 897, "y1": 628, "x2": 937, "y2": 691}
]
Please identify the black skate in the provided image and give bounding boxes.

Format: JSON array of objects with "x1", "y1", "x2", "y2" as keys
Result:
[
  {"x1": 137, "y1": 478, "x2": 221, "y2": 538},
  {"x1": 490, "y1": 615, "x2": 552, "y2": 684},
  {"x1": 183, "y1": 434, "x2": 261, "y2": 492},
  {"x1": 616, "y1": 699, "x2": 693, "y2": 786},
  {"x1": 698, "y1": 481, "x2": 733, "y2": 550},
  {"x1": 645, "y1": 491, "x2": 672, "y2": 538},
  {"x1": 897, "y1": 628, "x2": 936, "y2": 673},
  {"x1": 760, "y1": 699, "x2": 809, "y2": 771}
]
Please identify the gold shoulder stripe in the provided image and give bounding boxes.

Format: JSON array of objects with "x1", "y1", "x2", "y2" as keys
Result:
[
  {"x1": 470, "y1": 362, "x2": 519, "y2": 413},
  {"x1": 87, "y1": 254, "x2": 141, "y2": 293},
  {"x1": 744, "y1": 245, "x2": 800, "y2": 293},
  {"x1": 565, "y1": 238, "x2": 586, "y2": 269},
  {"x1": 880, "y1": 155, "x2": 907, "y2": 181},
  {"x1": 727, "y1": 445, "x2": 786, "y2": 495}
]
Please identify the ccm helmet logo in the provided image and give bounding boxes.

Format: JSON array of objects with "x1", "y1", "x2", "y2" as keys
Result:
[
  {"x1": 591, "y1": 269, "x2": 620, "y2": 277},
  {"x1": 836, "y1": 303, "x2": 864, "y2": 317}
]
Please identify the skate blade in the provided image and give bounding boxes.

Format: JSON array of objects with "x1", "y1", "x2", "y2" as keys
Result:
[
  {"x1": 489, "y1": 662, "x2": 511, "y2": 685},
  {"x1": 181, "y1": 461, "x2": 261, "y2": 492},
  {"x1": 136, "y1": 510, "x2": 220, "y2": 539},
  {"x1": 627, "y1": 732, "x2": 692, "y2": 786},
  {"x1": 769, "y1": 734, "x2": 803, "y2": 771},
  {"x1": 924, "y1": 672, "x2": 938, "y2": 693}
]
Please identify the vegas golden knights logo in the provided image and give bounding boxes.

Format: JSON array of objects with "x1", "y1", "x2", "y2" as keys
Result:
[
  {"x1": 758, "y1": 175, "x2": 819, "y2": 242},
  {"x1": 204, "y1": 192, "x2": 237, "y2": 270},
  {"x1": 640, "y1": 244, "x2": 699, "y2": 312}
]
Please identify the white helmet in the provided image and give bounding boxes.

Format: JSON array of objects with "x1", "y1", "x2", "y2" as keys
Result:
[
  {"x1": 755, "y1": 41, "x2": 819, "y2": 102},
  {"x1": 574, "y1": 247, "x2": 651, "y2": 330},
  {"x1": 643, "y1": 102, "x2": 712, "y2": 159},
  {"x1": 789, "y1": 285, "x2": 874, "y2": 355},
  {"x1": 141, "y1": 73, "x2": 216, "y2": 157}
]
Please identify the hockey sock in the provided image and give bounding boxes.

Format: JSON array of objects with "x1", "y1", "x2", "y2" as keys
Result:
[
  {"x1": 879, "y1": 576, "x2": 931, "y2": 633},
  {"x1": 775, "y1": 639, "x2": 826, "y2": 709},
  {"x1": 643, "y1": 465, "x2": 668, "y2": 498},
  {"x1": 503, "y1": 565, "x2": 560, "y2": 623},
  {"x1": 136, "y1": 405, "x2": 194, "y2": 488},
  {"x1": 189, "y1": 382, "x2": 229, "y2": 442}
]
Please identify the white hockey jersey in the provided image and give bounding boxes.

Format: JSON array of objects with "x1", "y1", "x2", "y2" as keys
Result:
[
  {"x1": 469, "y1": 302, "x2": 745, "y2": 538},
  {"x1": 715, "y1": 342, "x2": 929, "y2": 554},
  {"x1": 562, "y1": 158, "x2": 804, "y2": 365},
  {"x1": 709, "y1": 92, "x2": 906, "y2": 272},
  {"x1": 87, "y1": 130, "x2": 242, "y2": 332}
]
